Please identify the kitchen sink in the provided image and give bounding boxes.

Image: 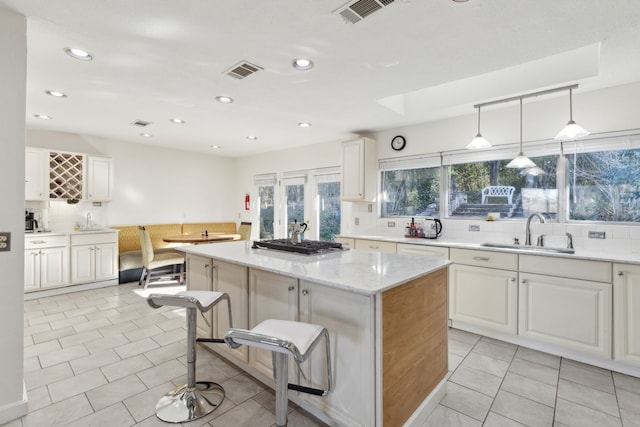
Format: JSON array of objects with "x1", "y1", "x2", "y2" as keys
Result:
[{"x1": 481, "y1": 242, "x2": 575, "y2": 254}]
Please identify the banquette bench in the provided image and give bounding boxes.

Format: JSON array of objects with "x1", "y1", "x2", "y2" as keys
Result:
[{"x1": 113, "y1": 222, "x2": 240, "y2": 283}]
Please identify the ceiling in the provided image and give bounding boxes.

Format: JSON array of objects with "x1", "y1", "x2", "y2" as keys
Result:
[{"x1": 3, "y1": 0, "x2": 640, "y2": 157}]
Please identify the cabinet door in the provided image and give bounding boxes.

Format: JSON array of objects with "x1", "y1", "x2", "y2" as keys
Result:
[
  {"x1": 354, "y1": 238, "x2": 396, "y2": 253},
  {"x1": 299, "y1": 281, "x2": 375, "y2": 427},
  {"x1": 249, "y1": 268, "x2": 298, "y2": 380},
  {"x1": 613, "y1": 264, "x2": 640, "y2": 365},
  {"x1": 24, "y1": 250, "x2": 40, "y2": 291},
  {"x1": 397, "y1": 243, "x2": 449, "y2": 259},
  {"x1": 40, "y1": 247, "x2": 69, "y2": 288},
  {"x1": 341, "y1": 139, "x2": 366, "y2": 200},
  {"x1": 70, "y1": 245, "x2": 95, "y2": 284},
  {"x1": 86, "y1": 156, "x2": 113, "y2": 201},
  {"x1": 449, "y1": 264, "x2": 518, "y2": 334},
  {"x1": 25, "y1": 148, "x2": 47, "y2": 200},
  {"x1": 186, "y1": 254, "x2": 213, "y2": 338},
  {"x1": 213, "y1": 260, "x2": 249, "y2": 363},
  {"x1": 519, "y1": 272, "x2": 612, "y2": 358},
  {"x1": 95, "y1": 243, "x2": 118, "y2": 281}
]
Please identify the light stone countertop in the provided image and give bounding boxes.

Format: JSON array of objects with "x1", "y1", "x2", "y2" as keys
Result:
[
  {"x1": 340, "y1": 234, "x2": 640, "y2": 265},
  {"x1": 25, "y1": 229, "x2": 118, "y2": 237},
  {"x1": 176, "y1": 240, "x2": 452, "y2": 295}
]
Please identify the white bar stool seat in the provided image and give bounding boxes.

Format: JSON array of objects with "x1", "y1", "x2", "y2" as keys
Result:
[
  {"x1": 147, "y1": 290, "x2": 232, "y2": 423},
  {"x1": 225, "y1": 319, "x2": 332, "y2": 427}
]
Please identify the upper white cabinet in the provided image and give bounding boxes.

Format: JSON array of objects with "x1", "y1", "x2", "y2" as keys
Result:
[
  {"x1": 613, "y1": 263, "x2": 640, "y2": 366},
  {"x1": 341, "y1": 137, "x2": 377, "y2": 201},
  {"x1": 25, "y1": 147, "x2": 47, "y2": 200},
  {"x1": 86, "y1": 156, "x2": 113, "y2": 201}
]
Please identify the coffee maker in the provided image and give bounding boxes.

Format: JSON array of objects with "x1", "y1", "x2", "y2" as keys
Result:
[{"x1": 25, "y1": 210, "x2": 38, "y2": 232}]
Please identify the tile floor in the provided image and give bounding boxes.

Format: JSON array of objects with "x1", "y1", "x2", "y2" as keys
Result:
[{"x1": 6, "y1": 282, "x2": 640, "y2": 427}]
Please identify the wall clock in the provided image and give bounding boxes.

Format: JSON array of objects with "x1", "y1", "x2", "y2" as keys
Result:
[{"x1": 391, "y1": 135, "x2": 406, "y2": 151}]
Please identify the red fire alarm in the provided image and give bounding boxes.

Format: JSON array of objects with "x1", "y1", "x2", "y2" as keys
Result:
[{"x1": 245, "y1": 194, "x2": 250, "y2": 210}]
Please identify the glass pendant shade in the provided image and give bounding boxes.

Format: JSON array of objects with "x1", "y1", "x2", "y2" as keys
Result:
[
  {"x1": 507, "y1": 99, "x2": 536, "y2": 169},
  {"x1": 466, "y1": 106, "x2": 492, "y2": 149},
  {"x1": 554, "y1": 88, "x2": 590, "y2": 141}
]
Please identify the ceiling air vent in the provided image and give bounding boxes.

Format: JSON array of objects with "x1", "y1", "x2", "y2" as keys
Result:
[
  {"x1": 130, "y1": 120, "x2": 151, "y2": 127},
  {"x1": 334, "y1": 0, "x2": 395, "y2": 24},
  {"x1": 225, "y1": 61, "x2": 263, "y2": 80}
]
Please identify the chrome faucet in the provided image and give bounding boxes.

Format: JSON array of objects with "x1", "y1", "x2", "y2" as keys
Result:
[
  {"x1": 86, "y1": 212, "x2": 92, "y2": 229},
  {"x1": 566, "y1": 232, "x2": 574, "y2": 249},
  {"x1": 525, "y1": 212, "x2": 546, "y2": 246}
]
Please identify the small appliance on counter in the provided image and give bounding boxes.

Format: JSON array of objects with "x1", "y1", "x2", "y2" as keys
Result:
[
  {"x1": 25, "y1": 209, "x2": 38, "y2": 233},
  {"x1": 404, "y1": 217, "x2": 442, "y2": 239}
]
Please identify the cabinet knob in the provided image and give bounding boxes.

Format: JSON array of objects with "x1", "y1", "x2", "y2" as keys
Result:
[
  {"x1": 204, "y1": 264, "x2": 210, "y2": 268},
  {"x1": 618, "y1": 271, "x2": 623, "y2": 276},
  {"x1": 510, "y1": 277, "x2": 516, "y2": 282},
  {"x1": 288, "y1": 286, "x2": 295, "y2": 291},
  {"x1": 473, "y1": 256, "x2": 490, "y2": 261},
  {"x1": 520, "y1": 279, "x2": 527, "y2": 285},
  {"x1": 302, "y1": 289, "x2": 309, "y2": 296}
]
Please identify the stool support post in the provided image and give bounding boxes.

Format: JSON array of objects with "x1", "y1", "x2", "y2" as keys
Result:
[
  {"x1": 273, "y1": 352, "x2": 289, "y2": 427},
  {"x1": 186, "y1": 307, "x2": 197, "y2": 388}
]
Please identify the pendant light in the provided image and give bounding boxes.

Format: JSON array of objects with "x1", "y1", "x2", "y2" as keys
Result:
[
  {"x1": 466, "y1": 106, "x2": 492, "y2": 149},
  {"x1": 507, "y1": 99, "x2": 536, "y2": 169},
  {"x1": 554, "y1": 87, "x2": 590, "y2": 140}
]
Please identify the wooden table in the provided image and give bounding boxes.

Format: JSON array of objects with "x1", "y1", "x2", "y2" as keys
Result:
[{"x1": 163, "y1": 233, "x2": 241, "y2": 245}]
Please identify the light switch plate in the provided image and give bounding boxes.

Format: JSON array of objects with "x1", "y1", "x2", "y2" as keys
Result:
[{"x1": 0, "y1": 232, "x2": 10, "y2": 251}]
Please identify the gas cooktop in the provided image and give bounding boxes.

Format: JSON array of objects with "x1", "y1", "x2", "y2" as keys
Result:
[{"x1": 252, "y1": 239, "x2": 347, "y2": 255}]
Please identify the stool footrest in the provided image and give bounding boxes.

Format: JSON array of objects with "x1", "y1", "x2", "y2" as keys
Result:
[
  {"x1": 196, "y1": 338, "x2": 226, "y2": 343},
  {"x1": 288, "y1": 383, "x2": 326, "y2": 396}
]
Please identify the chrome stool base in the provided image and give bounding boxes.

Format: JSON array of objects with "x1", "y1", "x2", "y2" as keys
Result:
[{"x1": 155, "y1": 381, "x2": 225, "y2": 423}]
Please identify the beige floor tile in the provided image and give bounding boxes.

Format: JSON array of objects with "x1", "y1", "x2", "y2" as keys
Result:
[
  {"x1": 31, "y1": 326, "x2": 76, "y2": 344},
  {"x1": 73, "y1": 317, "x2": 112, "y2": 333},
  {"x1": 448, "y1": 328, "x2": 482, "y2": 345},
  {"x1": 620, "y1": 409, "x2": 640, "y2": 427},
  {"x1": 21, "y1": 394, "x2": 94, "y2": 427},
  {"x1": 491, "y1": 390, "x2": 554, "y2": 427},
  {"x1": 123, "y1": 382, "x2": 175, "y2": 422},
  {"x1": 23, "y1": 339, "x2": 61, "y2": 359},
  {"x1": 449, "y1": 366, "x2": 503, "y2": 397},
  {"x1": 123, "y1": 324, "x2": 165, "y2": 342},
  {"x1": 448, "y1": 338, "x2": 475, "y2": 357},
  {"x1": 59, "y1": 329, "x2": 103, "y2": 348},
  {"x1": 25, "y1": 386, "x2": 51, "y2": 412},
  {"x1": 143, "y1": 341, "x2": 186, "y2": 365},
  {"x1": 115, "y1": 337, "x2": 160, "y2": 359},
  {"x1": 24, "y1": 322, "x2": 52, "y2": 337},
  {"x1": 500, "y1": 372, "x2": 557, "y2": 407},
  {"x1": 69, "y1": 348, "x2": 121, "y2": 375},
  {"x1": 557, "y1": 379, "x2": 619, "y2": 417},
  {"x1": 136, "y1": 359, "x2": 187, "y2": 388},
  {"x1": 65, "y1": 403, "x2": 136, "y2": 427},
  {"x1": 554, "y1": 398, "x2": 622, "y2": 427},
  {"x1": 24, "y1": 362, "x2": 73, "y2": 391},
  {"x1": 613, "y1": 371, "x2": 640, "y2": 393},
  {"x1": 222, "y1": 373, "x2": 268, "y2": 405},
  {"x1": 27, "y1": 312, "x2": 67, "y2": 326},
  {"x1": 150, "y1": 327, "x2": 187, "y2": 346},
  {"x1": 39, "y1": 344, "x2": 89, "y2": 368},
  {"x1": 49, "y1": 315, "x2": 88, "y2": 331},
  {"x1": 508, "y1": 358, "x2": 559, "y2": 386},
  {"x1": 616, "y1": 388, "x2": 640, "y2": 415},
  {"x1": 101, "y1": 354, "x2": 154, "y2": 382},
  {"x1": 48, "y1": 368, "x2": 108, "y2": 403},
  {"x1": 423, "y1": 404, "x2": 482, "y2": 427},
  {"x1": 514, "y1": 346, "x2": 561, "y2": 369},
  {"x1": 472, "y1": 339, "x2": 517, "y2": 362},
  {"x1": 208, "y1": 399, "x2": 275, "y2": 427},
  {"x1": 484, "y1": 411, "x2": 528, "y2": 427},
  {"x1": 86, "y1": 375, "x2": 148, "y2": 411},
  {"x1": 560, "y1": 362, "x2": 614, "y2": 394},
  {"x1": 460, "y1": 352, "x2": 510, "y2": 378},
  {"x1": 85, "y1": 333, "x2": 130, "y2": 353},
  {"x1": 440, "y1": 382, "x2": 493, "y2": 421}
]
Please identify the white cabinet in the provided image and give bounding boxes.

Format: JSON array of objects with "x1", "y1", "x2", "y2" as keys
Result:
[
  {"x1": 354, "y1": 238, "x2": 396, "y2": 253},
  {"x1": 335, "y1": 236, "x2": 354, "y2": 249},
  {"x1": 518, "y1": 255, "x2": 612, "y2": 358},
  {"x1": 213, "y1": 260, "x2": 249, "y2": 363},
  {"x1": 25, "y1": 147, "x2": 47, "y2": 200},
  {"x1": 86, "y1": 156, "x2": 113, "y2": 201},
  {"x1": 298, "y1": 280, "x2": 374, "y2": 426},
  {"x1": 449, "y1": 248, "x2": 518, "y2": 335},
  {"x1": 70, "y1": 233, "x2": 118, "y2": 284},
  {"x1": 396, "y1": 243, "x2": 449, "y2": 259},
  {"x1": 613, "y1": 263, "x2": 640, "y2": 366},
  {"x1": 24, "y1": 235, "x2": 69, "y2": 291},
  {"x1": 341, "y1": 137, "x2": 377, "y2": 201}
]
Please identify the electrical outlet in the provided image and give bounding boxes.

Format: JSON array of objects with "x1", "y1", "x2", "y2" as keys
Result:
[
  {"x1": 588, "y1": 231, "x2": 606, "y2": 239},
  {"x1": 0, "y1": 232, "x2": 10, "y2": 251},
  {"x1": 355, "y1": 217, "x2": 359, "y2": 226},
  {"x1": 387, "y1": 222, "x2": 395, "y2": 227},
  {"x1": 367, "y1": 204, "x2": 373, "y2": 213},
  {"x1": 469, "y1": 225, "x2": 480, "y2": 232}
]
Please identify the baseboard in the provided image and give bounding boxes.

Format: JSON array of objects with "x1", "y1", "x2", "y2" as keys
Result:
[
  {"x1": 0, "y1": 383, "x2": 27, "y2": 425},
  {"x1": 24, "y1": 279, "x2": 119, "y2": 301},
  {"x1": 403, "y1": 377, "x2": 447, "y2": 427}
]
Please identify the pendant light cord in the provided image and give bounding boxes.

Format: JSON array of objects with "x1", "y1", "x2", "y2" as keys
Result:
[
  {"x1": 569, "y1": 87, "x2": 573, "y2": 121},
  {"x1": 519, "y1": 98, "x2": 523, "y2": 152},
  {"x1": 477, "y1": 106, "x2": 481, "y2": 134}
]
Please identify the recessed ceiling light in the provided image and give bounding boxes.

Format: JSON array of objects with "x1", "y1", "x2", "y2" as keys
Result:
[
  {"x1": 216, "y1": 96, "x2": 234, "y2": 104},
  {"x1": 169, "y1": 118, "x2": 185, "y2": 124},
  {"x1": 34, "y1": 114, "x2": 52, "y2": 120},
  {"x1": 298, "y1": 122, "x2": 312, "y2": 128},
  {"x1": 292, "y1": 58, "x2": 314, "y2": 70},
  {"x1": 451, "y1": 0, "x2": 469, "y2": 2},
  {"x1": 246, "y1": 135, "x2": 258, "y2": 140},
  {"x1": 140, "y1": 133, "x2": 153, "y2": 138},
  {"x1": 45, "y1": 90, "x2": 67, "y2": 98},
  {"x1": 210, "y1": 145, "x2": 220, "y2": 149},
  {"x1": 63, "y1": 47, "x2": 93, "y2": 61}
]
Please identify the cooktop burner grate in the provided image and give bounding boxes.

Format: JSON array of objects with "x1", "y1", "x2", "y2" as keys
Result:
[{"x1": 252, "y1": 239, "x2": 347, "y2": 255}]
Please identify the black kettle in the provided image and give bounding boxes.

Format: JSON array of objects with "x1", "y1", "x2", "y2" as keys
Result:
[{"x1": 424, "y1": 218, "x2": 442, "y2": 239}]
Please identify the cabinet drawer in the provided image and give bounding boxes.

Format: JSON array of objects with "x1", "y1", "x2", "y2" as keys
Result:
[
  {"x1": 397, "y1": 243, "x2": 449, "y2": 259},
  {"x1": 71, "y1": 232, "x2": 118, "y2": 246},
  {"x1": 519, "y1": 254, "x2": 611, "y2": 283},
  {"x1": 336, "y1": 237, "x2": 355, "y2": 249},
  {"x1": 354, "y1": 239, "x2": 396, "y2": 253},
  {"x1": 450, "y1": 248, "x2": 517, "y2": 270},
  {"x1": 25, "y1": 235, "x2": 67, "y2": 249}
]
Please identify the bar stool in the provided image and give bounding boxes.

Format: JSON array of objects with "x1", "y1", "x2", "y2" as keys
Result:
[
  {"x1": 225, "y1": 319, "x2": 332, "y2": 427},
  {"x1": 147, "y1": 290, "x2": 232, "y2": 423}
]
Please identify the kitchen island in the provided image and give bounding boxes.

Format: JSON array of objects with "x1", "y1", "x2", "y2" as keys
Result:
[{"x1": 177, "y1": 240, "x2": 451, "y2": 427}]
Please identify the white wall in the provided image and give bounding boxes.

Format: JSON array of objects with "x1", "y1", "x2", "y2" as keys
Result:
[
  {"x1": 26, "y1": 130, "x2": 239, "y2": 228},
  {"x1": 0, "y1": 7, "x2": 27, "y2": 424}
]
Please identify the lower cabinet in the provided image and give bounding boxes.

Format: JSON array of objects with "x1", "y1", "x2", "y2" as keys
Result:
[
  {"x1": 186, "y1": 254, "x2": 214, "y2": 338},
  {"x1": 518, "y1": 272, "x2": 612, "y2": 358},
  {"x1": 213, "y1": 260, "x2": 249, "y2": 364},
  {"x1": 24, "y1": 234, "x2": 69, "y2": 291},
  {"x1": 70, "y1": 233, "x2": 118, "y2": 284},
  {"x1": 448, "y1": 248, "x2": 518, "y2": 335},
  {"x1": 613, "y1": 263, "x2": 640, "y2": 365}
]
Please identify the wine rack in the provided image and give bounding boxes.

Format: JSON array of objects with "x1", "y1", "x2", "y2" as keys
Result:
[{"x1": 49, "y1": 152, "x2": 83, "y2": 200}]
